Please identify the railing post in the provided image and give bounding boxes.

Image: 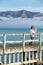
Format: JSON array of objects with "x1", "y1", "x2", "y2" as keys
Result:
[
  {"x1": 25, "y1": 52, "x2": 27, "y2": 61},
  {"x1": 17, "y1": 53, "x2": 19, "y2": 62},
  {"x1": 0, "y1": 55, "x2": 1, "y2": 63},
  {"x1": 36, "y1": 51, "x2": 38, "y2": 59},
  {"x1": 39, "y1": 33, "x2": 42, "y2": 65},
  {"x1": 21, "y1": 52, "x2": 23, "y2": 64},
  {"x1": 29, "y1": 52, "x2": 30, "y2": 65},
  {"x1": 34, "y1": 51, "x2": 37, "y2": 65},
  {"x1": 39, "y1": 33, "x2": 42, "y2": 48},
  {"x1": 32, "y1": 51, "x2": 34, "y2": 60},
  {"x1": 3, "y1": 34, "x2": 6, "y2": 65},
  {"x1": 8, "y1": 54, "x2": 11, "y2": 63},
  {"x1": 13, "y1": 53, "x2": 15, "y2": 63},
  {"x1": 23, "y1": 33, "x2": 25, "y2": 65},
  {"x1": 3, "y1": 34, "x2": 6, "y2": 53},
  {"x1": 23, "y1": 33, "x2": 25, "y2": 49}
]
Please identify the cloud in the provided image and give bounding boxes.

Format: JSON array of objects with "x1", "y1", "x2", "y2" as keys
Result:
[{"x1": 0, "y1": 18, "x2": 43, "y2": 28}]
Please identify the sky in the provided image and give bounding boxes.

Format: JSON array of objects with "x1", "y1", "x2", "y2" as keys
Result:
[{"x1": 0, "y1": 0, "x2": 43, "y2": 13}]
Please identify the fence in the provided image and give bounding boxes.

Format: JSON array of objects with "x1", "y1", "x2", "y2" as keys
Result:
[{"x1": 0, "y1": 32, "x2": 43, "y2": 65}]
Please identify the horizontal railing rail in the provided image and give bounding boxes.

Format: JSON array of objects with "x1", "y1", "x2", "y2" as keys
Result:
[{"x1": 0, "y1": 32, "x2": 42, "y2": 43}]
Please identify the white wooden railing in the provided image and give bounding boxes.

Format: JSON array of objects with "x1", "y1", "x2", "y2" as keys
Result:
[{"x1": 0, "y1": 32, "x2": 43, "y2": 65}]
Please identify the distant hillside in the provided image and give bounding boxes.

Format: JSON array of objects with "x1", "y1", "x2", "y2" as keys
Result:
[{"x1": 0, "y1": 10, "x2": 43, "y2": 18}]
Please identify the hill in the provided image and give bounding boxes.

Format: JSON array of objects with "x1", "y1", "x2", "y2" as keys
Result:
[{"x1": 0, "y1": 10, "x2": 43, "y2": 18}]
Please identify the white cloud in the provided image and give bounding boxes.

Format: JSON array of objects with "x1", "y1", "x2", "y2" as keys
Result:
[{"x1": 0, "y1": 18, "x2": 43, "y2": 28}]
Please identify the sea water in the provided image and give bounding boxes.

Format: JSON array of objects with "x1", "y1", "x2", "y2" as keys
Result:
[
  {"x1": 0, "y1": 28, "x2": 43, "y2": 33},
  {"x1": 0, "y1": 28, "x2": 43, "y2": 64},
  {"x1": 0, "y1": 28, "x2": 43, "y2": 42}
]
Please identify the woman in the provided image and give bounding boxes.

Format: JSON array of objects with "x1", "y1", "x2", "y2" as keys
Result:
[{"x1": 29, "y1": 26, "x2": 36, "y2": 45}]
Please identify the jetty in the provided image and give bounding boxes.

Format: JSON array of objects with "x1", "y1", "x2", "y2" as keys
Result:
[{"x1": 0, "y1": 32, "x2": 43, "y2": 65}]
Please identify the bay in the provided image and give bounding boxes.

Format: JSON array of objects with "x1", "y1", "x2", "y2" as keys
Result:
[{"x1": 0, "y1": 28, "x2": 43, "y2": 34}]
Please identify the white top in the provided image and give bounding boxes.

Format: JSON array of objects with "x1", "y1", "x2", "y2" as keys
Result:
[{"x1": 30, "y1": 29, "x2": 35, "y2": 37}]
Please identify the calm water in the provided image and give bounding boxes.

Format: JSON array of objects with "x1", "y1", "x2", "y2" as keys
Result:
[
  {"x1": 0, "y1": 28, "x2": 43, "y2": 34},
  {"x1": 0, "y1": 28, "x2": 30, "y2": 33}
]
